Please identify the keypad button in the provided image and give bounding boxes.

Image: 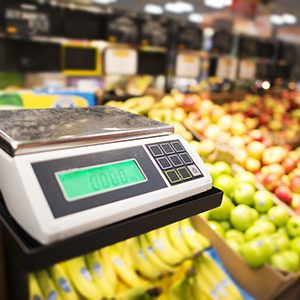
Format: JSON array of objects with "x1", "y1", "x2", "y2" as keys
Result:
[
  {"x1": 188, "y1": 165, "x2": 203, "y2": 177},
  {"x1": 169, "y1": 154, "x2": 183, "y2": 167},
  {"x1": 179, "y1": 153, "x2": 193, "y2": 164},
  {"x1": 177, "y1": 167, "x2": 192, "y2": 180},
  {"x1": 171, "y1": 141, "x2": 185, "y2": 152},
  {"x1": 160, "y1": 143, "x2": 175, "y2": 155},
  {"x1": 165, "y1": 170, "x2": 181, "y2": 184},
  {"x1": 156, "y1": 157, "x2": 172, "y2": 170},
  {"x1": 148, "y1": 144, "x2": 163, "y2": 157}
]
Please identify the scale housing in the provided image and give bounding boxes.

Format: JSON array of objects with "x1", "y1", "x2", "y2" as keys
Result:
[{"x1": 0, "y1": 106, "x2": 212, "y2": 244}]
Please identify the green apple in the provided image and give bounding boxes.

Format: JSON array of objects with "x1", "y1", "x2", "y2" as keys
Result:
[
  {"x1": 220, "y1": 220, "x2": 231, "y2": 231},
  {"x1": 290, "y1": 237, "x2": 300, "y2": 256},
  {"x1": 239, "y1": 239, "x2": 269, "y2": 268},
  {"x1": 234, "y1": 171, "x2": 256, "y2": 187},
  {"x1": 208, "y1": 195, "x2": 234, "y2": 221},
  {"x1": 253, "y1": 190, "x2": 274, "y2": 213},
  {"x1": 271, "y1": 251, "x2": 300, "y2": 273},
  {"x1": 213, "y1": 161, "x2": 231, "y2": 177},
  {"x1": 208, "y1": 221, "x2": 225, "y2": 237},
  {"x1": 245, "y1": 221, "x2": 276, "y2": 241},
  {"x1": 214, "y1": 174, "x2": 235, "y2": 197},
  {"x1": 225, "y1": 229, "x2": 245, "y2": 243},
  {"x1": 230, "y1": 204, "x2": 256, "y2": 232},
  {"x1": 233, "y1": 182, "x2": 256, "y2": 206},
  {"x1": 286, "y1": 216, "x2": 300, "y2": 238},
  {"x1": 268, "y1": 206, "x2": 289, "y2": 227},
  {"x1": 272, "y1": 231, "x2": 290, "y2": 252}
]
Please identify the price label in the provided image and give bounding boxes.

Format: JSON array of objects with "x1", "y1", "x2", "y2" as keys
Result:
[
  {"x1": 239, "y1": 59, "x2": 257, "y2": 80},
  {"x1": 175, "y1": 53, "x2": 200, "y2": 78},
  {"x1": 216, "y1": 57, "x2": 238, "y2": 80},
  {"x1": 105, "y1": 48, "x2": 137, "y2": 75}
]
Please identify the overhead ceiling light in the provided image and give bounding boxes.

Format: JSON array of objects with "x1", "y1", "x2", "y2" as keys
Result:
[
  {"x1": 165, "y1": 1, "x2": 194, "y2": 14},
  {"x1": 204, "y1": 0, "x2": 231, "y2": 9},
  {"x1": 203, "y1": 27, "x2": 215, "y2": 37},
  {"x1": 144, "y1": 4, "x2": 163, "y2": 15},
  {"x1": 270, "y1": 14, "x2": 284, "y2": 25},
  {"x1": 188, "y1": 13, "x2": 203, "y2": 23},
  {"x1": 283, "y1": 13, "x2": 297, "y2": 25},
  {"x1": 93, "y1": 0, "x2": 117, "y2": 4}
]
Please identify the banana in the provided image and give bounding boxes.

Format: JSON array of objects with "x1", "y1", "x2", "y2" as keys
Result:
[
  {"x1": 128, "y1": 237, "x2": 163, "y2": 281},
  {"x1": 35, "y1": 270, "x2": 62, "y2": 300},
  {"x1": 170, "y1": 260, "x2": 193, "y2": 284},
  {"x1": 138, "y1": 235, "x2": 174, "y2": 275},
  {"x1": 108, "y1": 244, "x2": 147, "y2": 287},
  {"x1": 117, "y1": 286, "x2": 161, "y2": 300},
  {"x1": 99, "y1": 247, "x2": 118, "y2": 290},
  {"x1": 64, "y1": 256, "x2": 101, "y2": 299},
  {"x1": 116, "y1": 279, "x2": 130, "y2": 296},
  {"x1": 145, "y1": 229, "x2": 184, "y2": 266},
  {"x1": 48, "y1": 263, "x2": 79, "y2": 300},
  {"x1": 118, "y1": 240, "x2": 135, "y2": 270},
  {"x1": 29, "y1": 273, "x2": 45, "y2": 300},
  {"x1": 180, "y1": 219, "x2": 210, "y2": 253},
  {"x1": 85, "y1": 251, "x2": 115, "y2": 299},
  {"x1": 193, "y1": 257, "x2": 216, "y2": 300},
  {"x1": 201, "y1": 253, "x2": 243, "y2": 300},
  {"x1": 164, "y1": 222, "x2": 193, "y2": 258},
  {"x1": 168, "y1": 276, "x2": 194, "y2": 300}
]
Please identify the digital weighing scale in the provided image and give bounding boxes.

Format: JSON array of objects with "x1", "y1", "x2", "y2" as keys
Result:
[{"x1": 0, "y1": 106, "x2": 212, "y2": 245}]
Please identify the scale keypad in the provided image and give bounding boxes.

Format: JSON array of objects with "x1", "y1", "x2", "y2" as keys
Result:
[{"x1": 147, "y1": 140, "x2": 203, "y2": 185}]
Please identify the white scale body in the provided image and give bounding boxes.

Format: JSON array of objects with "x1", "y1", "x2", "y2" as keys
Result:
[{"x1": 0, "y1": 106, "x2": 212, "y2": 244}]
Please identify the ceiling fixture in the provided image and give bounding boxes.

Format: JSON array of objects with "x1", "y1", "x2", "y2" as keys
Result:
[
  {"x1": 165, "y1": 1, "x2": 194, "y2": 14},
  {"x1": 144, "y1": 4, "x2": 163, "y2": 15},
  {"x1": 188, "y1": 13, "x2": 203, "y2": 23},
  {"x1": 270, "y1": 14, "x2": 284, "y2": 25},
  {"x1": 93, "y1": 0, "x2": 117, "y2": 4},
  {"x1": 282, "y1": 13, "x2": 297, "y2": 25},
  {"x1": 204, "y1": 0, "x2": 232, "y2": 9}
]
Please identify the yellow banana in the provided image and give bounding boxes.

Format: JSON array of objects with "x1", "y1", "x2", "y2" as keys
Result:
[
  {"x1": 35, "y1": 270, "x2": 62, "y2": 300},
  {"x1": 29, "y1": 273, "x2": 45, "y2": 300},
  {"x1": 201, "y1": 253, "x2": 243, "y2": 300},
  {"x1": 128, "y1": 237, "x2": 163, "y2": 281},
  {"x1": 116, "y1": 279, "x2": 130, "y2": 296},
  {"x1": 64, "y1": 256, "x2": 101, "y2": 299},
  {"x1": 168, "y1": 276, "x2": 194, "y2": 300},
  {"x1": 145, "y1": 229, "x2": 184, "y2": 266},
  {"x1": 85, "y1": 251, "x2": 115, "y2": 299},
  {"x1": 164, "y1": 222, "x2": 193, "y2": 258},
  {"x1": 48, "y1": 263, "x2": 79, "y2": 300},
  {"x1": 117, "y1": 286, "x2": 161, "y2": 300},
  {"x1": 180, "y1": 219, "x2": 210, "y2": 253},
  {"x1": 108, "y1": 244, "x2": 147, "y2": 287},
  {"x1": 139, "y1": 235, "x2": 174, "y2": 275},
  {"x1": 99, "y1": 247, "x2": 118, "y2": 290}
]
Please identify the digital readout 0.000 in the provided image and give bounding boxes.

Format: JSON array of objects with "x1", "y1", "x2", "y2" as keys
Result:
[{"x1": 56, "y1": 159, "x2": 147, "y2": 201}]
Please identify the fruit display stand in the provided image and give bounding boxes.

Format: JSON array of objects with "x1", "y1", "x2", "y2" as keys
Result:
[
  {"x1": 0, "y1": 188, "x2": 222, "y2": 300},
  {"x1": 192, "y1": 215, "x2": 300, "y2": 300}
]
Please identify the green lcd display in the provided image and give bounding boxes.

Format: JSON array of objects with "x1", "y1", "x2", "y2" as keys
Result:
[{"x1": 56, "y1": 159, "x2": 146, "y2": 201}]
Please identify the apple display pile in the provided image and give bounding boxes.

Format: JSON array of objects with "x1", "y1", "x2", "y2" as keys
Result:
[{"x1": 204, "y1": 161, "x2": 300, "y2": 273}]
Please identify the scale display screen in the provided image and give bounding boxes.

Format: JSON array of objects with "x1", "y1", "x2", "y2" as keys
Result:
[{"x1": 56, "y1": 159, "x2": 147, "y2": 201}]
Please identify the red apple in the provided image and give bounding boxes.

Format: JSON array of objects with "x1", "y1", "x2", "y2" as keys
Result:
[
  {"x1": 290, "y1": 176, "x2": 300, "y2": 194},
  {"x1": 262, "y1": 173, "x2": 281, "y2": 191},
  {"x1": 282, "y1": 157, "x2": 298, "y2": 174},
  {"x1": 274, "y1": 186, "x2": 293, "y2": 205}
]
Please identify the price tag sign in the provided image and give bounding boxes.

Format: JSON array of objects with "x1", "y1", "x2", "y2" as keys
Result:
[
  {"x1": 175, "y1": 53, "x2": 201, "y2": 78},
  {"x1": 216, "y1": 57, "x2": 238, "y2": 80},
  {"x1": 105, "y1": 48, "x2": 137, "y2": 75},
  {"x1": 239, "y1": 59, "x2": 257, "y2": 80}
]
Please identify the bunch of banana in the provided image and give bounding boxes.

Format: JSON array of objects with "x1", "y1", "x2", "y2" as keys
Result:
[{"x1": 192, "y1": 253, "x2": 244, "y2": 300}]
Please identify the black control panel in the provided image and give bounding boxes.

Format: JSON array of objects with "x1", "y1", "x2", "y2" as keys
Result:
[{"x1": 146, "y1": 140, "x2": 203, "y2": 185}]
